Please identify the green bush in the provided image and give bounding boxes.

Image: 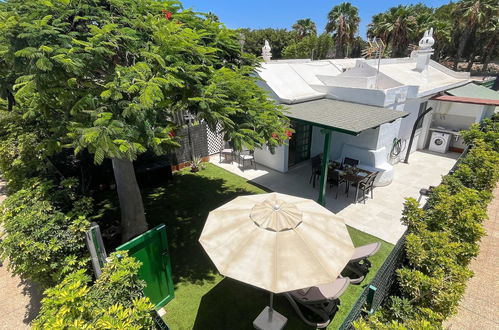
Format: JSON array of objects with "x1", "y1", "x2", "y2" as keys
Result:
[
  {"x1": 0, "y1": 178, "x2": 91, "y2": 288},
  {"x1": 0, "y1": 110, "x2": 50, "y2": 192},
  {"x1": 453, "y1": 139, "x2": 499, "y2": 191},
  {"x1": 33, "y1": 252, "x2": 155, "y2": 329},
  {"x1": 356, "y1": 118, "x2": 499, "y2": 329}
]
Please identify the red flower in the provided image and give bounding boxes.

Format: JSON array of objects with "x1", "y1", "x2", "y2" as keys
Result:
[
  {"x1": 285, "y1": 130, "x2": 293, "y2": 138},
  {"x1": 272, "y1": 132, "x2": 278, "y2": 139},
  {"x1": 162, "y1": 10, "x2": 172, "y2": 20},
  {"x1": 168, "y1": 130, "x2": 175, "y2": 137}
]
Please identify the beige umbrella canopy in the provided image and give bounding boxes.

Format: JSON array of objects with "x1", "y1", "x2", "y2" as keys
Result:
[{"x1": 199, "y1": 192, "x2": 355, "y2": 294}]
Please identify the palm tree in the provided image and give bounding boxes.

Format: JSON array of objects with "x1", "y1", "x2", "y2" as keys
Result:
[
  {"x1": 326, "y1": 2, "x2": 360, "y2": 58},
  {"x1": 292, "y1": 18, "x2": 317, "y2": 39},
  {"x1": 452, "y1": 0, "x2": 496, "y2": 70},
  {"x1": 367, "y1": 6, "x2": 418, "y2": 58},
  {"x1": 480, "y1": 19, "x2": 499, "y2": 72}
]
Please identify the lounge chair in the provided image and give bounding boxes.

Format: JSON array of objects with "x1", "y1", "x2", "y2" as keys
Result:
[
  {"x1": 283, "y1": 277, "x2": 350, "y2": 328},
  {"x1": 341, "y1": 242, "x2": 380, "y2": 284}
]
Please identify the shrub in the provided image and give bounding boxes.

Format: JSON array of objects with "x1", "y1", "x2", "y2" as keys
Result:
[
  {"x1": 33, "y1": 252, "x2": 155, "y2": 329},
  {"x1": 461, "y1": 116, "x2": 499, "y2": 152},
  {"x1": 356, "y1": 118, "x2": 499, "y2": 329},
  {"x1": 397, "y1": 230, "x2": 473, "y2": 317},
  {"x1": 0, "y1": 178, "x2": 91, "y2": 288},
  {"x1": 0, "y1": 110, "x2": 52, "y2": 192},
  {"x1": 453, "y1": 139, "x2": 499, "y2": 191}
]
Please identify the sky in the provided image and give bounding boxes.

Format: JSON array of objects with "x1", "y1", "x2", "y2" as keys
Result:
[{"x1": 180, "y1": 0, "x2": 452, "y2": 38}]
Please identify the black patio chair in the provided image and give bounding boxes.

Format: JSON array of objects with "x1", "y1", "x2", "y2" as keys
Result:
[
  {"x1": 328, "y1": 169, "x2": 347, "y2": 199},
  {"x1": 342, "y1": 157, "x2": 359, "y2": 168},
  {"x1": 309, "y1": 155, "x2": 322, "y2": 188}
]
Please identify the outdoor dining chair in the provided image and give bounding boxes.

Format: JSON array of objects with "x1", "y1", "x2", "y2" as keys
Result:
[
  {"x1": 219, "y1": 142, "x2": 235, "y2": 164},
  {"x1": 340, "y1": 242, "x2": 380, "y2": 284},
  {"x1": 283, "y1": 277, "x2": 350, "y2": 328},
  {"x1": 353, "y1": 171, "x2": 378, "y2": 204},
  {"x1": 239, "y1": 150, "x2": 256, "y2": 170},
  {"x1": 309, "y1": 155, "x2": 322, "y2": 188},
  {"x1": 342, "y1": 157, "x2": 359, "y2": 168},
  {"x1": 328, "y1": 169, "x2": 347, "y2": 199}
]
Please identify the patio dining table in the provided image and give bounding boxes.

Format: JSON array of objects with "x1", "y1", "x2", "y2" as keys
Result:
[{"x1": 333, "y1": 168, "x2": 372, "y2": 201}]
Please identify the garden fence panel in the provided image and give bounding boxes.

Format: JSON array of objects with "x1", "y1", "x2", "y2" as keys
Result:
[{"x1": 206, "y1": 122, "x2": 224, "y2": 155}]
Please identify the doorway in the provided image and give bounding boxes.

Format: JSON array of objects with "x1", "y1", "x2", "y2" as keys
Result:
[{"x1": 288, "y1": 120, "x2": 312, "y2": 167}]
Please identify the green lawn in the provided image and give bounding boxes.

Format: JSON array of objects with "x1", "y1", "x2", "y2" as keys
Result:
[{"x1": 95, "y1": 163, "x2": 393, "y2": 330}]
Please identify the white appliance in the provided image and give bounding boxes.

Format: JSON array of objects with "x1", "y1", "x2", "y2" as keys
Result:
[{"x1": 429, "y1": 131, "x2": 452, "y2": 153}]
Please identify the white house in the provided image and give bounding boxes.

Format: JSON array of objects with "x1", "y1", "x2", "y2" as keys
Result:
[{"x1": 252, "y1": 29, "x2": 497, "y2": 187}]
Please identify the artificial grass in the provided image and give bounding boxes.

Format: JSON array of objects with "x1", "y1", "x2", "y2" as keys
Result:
[{"x1": 95, "y1": 163, "x2": 393, "y2": 329}]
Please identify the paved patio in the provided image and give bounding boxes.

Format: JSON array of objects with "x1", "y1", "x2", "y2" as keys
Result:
[{"x1": 211, "y1": 150, "x2": 460, "y2": 244}]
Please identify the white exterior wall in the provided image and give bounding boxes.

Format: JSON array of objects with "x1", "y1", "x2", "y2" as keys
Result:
[
  {"x1": 254, "y1": 144, "x2": 289, "y2": 173},
  {"x1": 310, "y1": 126, "x2": 380, "y2": 162},
  {"x1": 375, "y1": 87, "x2": 408, "y2": 164},
  {"x1": 399, "y1": 98, "x2": 430, "y2": 153}
]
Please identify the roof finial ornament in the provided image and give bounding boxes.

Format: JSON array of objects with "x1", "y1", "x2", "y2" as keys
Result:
[
  {"x1": 262, "y1": 40, "x2": 272, "y2": 63},
  {"x1": 418, "y1": 28, "x2": 435, "y2": 50},
  {"x1": 414, "y1": 28, "x2": 435, "y2": 73}
]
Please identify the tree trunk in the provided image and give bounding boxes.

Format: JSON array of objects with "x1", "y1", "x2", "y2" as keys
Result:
[
  {"x1": 466, "y1": 51, "x2": 476, "y2": 72},
  {"x1": 454, "y1": 28, "x2": 472, "y2": 70},
  {"x1": 482, "y1": 36, "x2": 497, "y2": 72},
  {"x1": 112, "y1": 158, "x2": 148, "y2": 242}
]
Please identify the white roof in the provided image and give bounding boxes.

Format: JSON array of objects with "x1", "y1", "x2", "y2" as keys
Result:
[
  {"x1": 256, "y1": 57, "x2": 470, "y2": 103},
  {"x1": 289, "y1": 61, "x2": 342, "y2": 85},
  {"x1": 375, "y1": 61, "x2": 469, "y2": 96},
  {"x1": 256, "y1": 63, "x2": 326, "y2": 104}
]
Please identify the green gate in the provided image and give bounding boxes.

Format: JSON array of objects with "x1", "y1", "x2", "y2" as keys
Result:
[{"x1": 117, "y1": 224, "x2": 175, "y2": 308}]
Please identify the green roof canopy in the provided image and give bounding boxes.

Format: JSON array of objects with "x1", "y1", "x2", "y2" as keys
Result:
[
  {"x1": 285, "y1": 99, "x2": 409, "y2": 135},
  {"x1": 446, "y1": 83, "x2": 499, "y2": 101}
]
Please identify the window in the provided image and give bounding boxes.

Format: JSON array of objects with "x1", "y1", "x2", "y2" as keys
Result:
[{"x1": 416, "y1": 101, "x2": 428, "y2": 129}]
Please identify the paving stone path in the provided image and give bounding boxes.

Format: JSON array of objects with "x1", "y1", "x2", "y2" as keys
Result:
[
  {"x1": 0, "y1": 180, "x2": 42, "y2": 329},
  {"x1": 444, "y1": 184, "x2": 499, "y2": 329}
]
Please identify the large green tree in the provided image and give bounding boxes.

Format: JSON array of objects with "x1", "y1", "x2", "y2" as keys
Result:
[
  {"x1": 238, "y1": 28, "x2": 297, "y2": 59},
  {"x1": 282, "y1": 33, "x2": 333, "y2": 60},
  {"x1": 367, "y1": 5, "x2": 419, "y2": 57},
  {"x1": 325, "y1": 2, "x2": 360, "y2": 58},
  {"x1": 451, "y1": 0, "x2": 496, "y2": 70},
  {"x1": 292, "y1": 18, "x2": 317, "y2": 39},
  {"x1": 0, "y1": 0, "x2": 289, "y2": 241}
]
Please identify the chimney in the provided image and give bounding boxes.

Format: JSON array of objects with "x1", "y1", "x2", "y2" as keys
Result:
[
  {"x1": 414, "y1": 28, "x2": 434, "y2": 73},
  {"x1": 262, "y1": 40, "x2": 272, "y2": 63}
]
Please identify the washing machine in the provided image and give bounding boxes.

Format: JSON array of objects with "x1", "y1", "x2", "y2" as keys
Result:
[{"x1": 429, "y1": 131, "x2": 451, "y2": 153}]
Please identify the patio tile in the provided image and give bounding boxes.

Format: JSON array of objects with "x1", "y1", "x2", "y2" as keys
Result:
[{"x1": 211, "y1": 150, "x2": 459, "y2": 244}]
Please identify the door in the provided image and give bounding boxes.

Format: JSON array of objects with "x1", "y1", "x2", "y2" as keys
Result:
[
  {"x1": 117, "y1": 224, "x2": 175, "y2": 308},
  {"x1": 288, "y1": 120, "x2": 312, "y2": 167}
]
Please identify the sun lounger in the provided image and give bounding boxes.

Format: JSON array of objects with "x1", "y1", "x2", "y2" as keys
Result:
[
  {"x1": 342, "y1": 242, "x2": 380, "y2": 284},
  {"x1": 283, "y1": 277, "x2": 350, "y2": 328}
]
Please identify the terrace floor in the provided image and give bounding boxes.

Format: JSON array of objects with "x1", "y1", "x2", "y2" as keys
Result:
[{"x1": 210, "y1": 150, "x2": 460, "y2": 244}]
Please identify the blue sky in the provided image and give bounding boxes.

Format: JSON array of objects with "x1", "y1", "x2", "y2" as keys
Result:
[{"x1": 181, "y1": 0, "x2": 452, "y2": 38}]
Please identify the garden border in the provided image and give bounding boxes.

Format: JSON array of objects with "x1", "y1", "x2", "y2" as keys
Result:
[{"x1": 338, "y1": 146, "x2": 471, "y2": 329}]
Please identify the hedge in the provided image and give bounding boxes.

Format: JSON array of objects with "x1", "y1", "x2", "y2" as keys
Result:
[{"x1": 355, "y1": 115, "x2": 499, "y2": 328}]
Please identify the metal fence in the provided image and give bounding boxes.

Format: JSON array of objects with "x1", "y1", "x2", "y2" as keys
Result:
[{"x1": 339, "y1": 141, "x2": 474, "y2": 329}]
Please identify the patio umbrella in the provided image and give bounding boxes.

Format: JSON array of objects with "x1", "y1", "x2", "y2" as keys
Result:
[{"x1": 199, "y1": 192, "x2": 355, "y2": 324}]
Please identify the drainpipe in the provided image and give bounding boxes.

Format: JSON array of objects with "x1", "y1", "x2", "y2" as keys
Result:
[{"x1": 404, "y1": 107, "x2": 433, "y2": 164}]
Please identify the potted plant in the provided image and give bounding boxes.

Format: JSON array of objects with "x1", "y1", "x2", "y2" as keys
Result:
[{"x1": 190, "y1": 155, "x2": 203, "y2": 173}]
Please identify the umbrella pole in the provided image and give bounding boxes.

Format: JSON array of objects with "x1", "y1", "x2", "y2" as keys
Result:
[{"x1": 268, "y1": 292, "x2": 274, "y2": 321}]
